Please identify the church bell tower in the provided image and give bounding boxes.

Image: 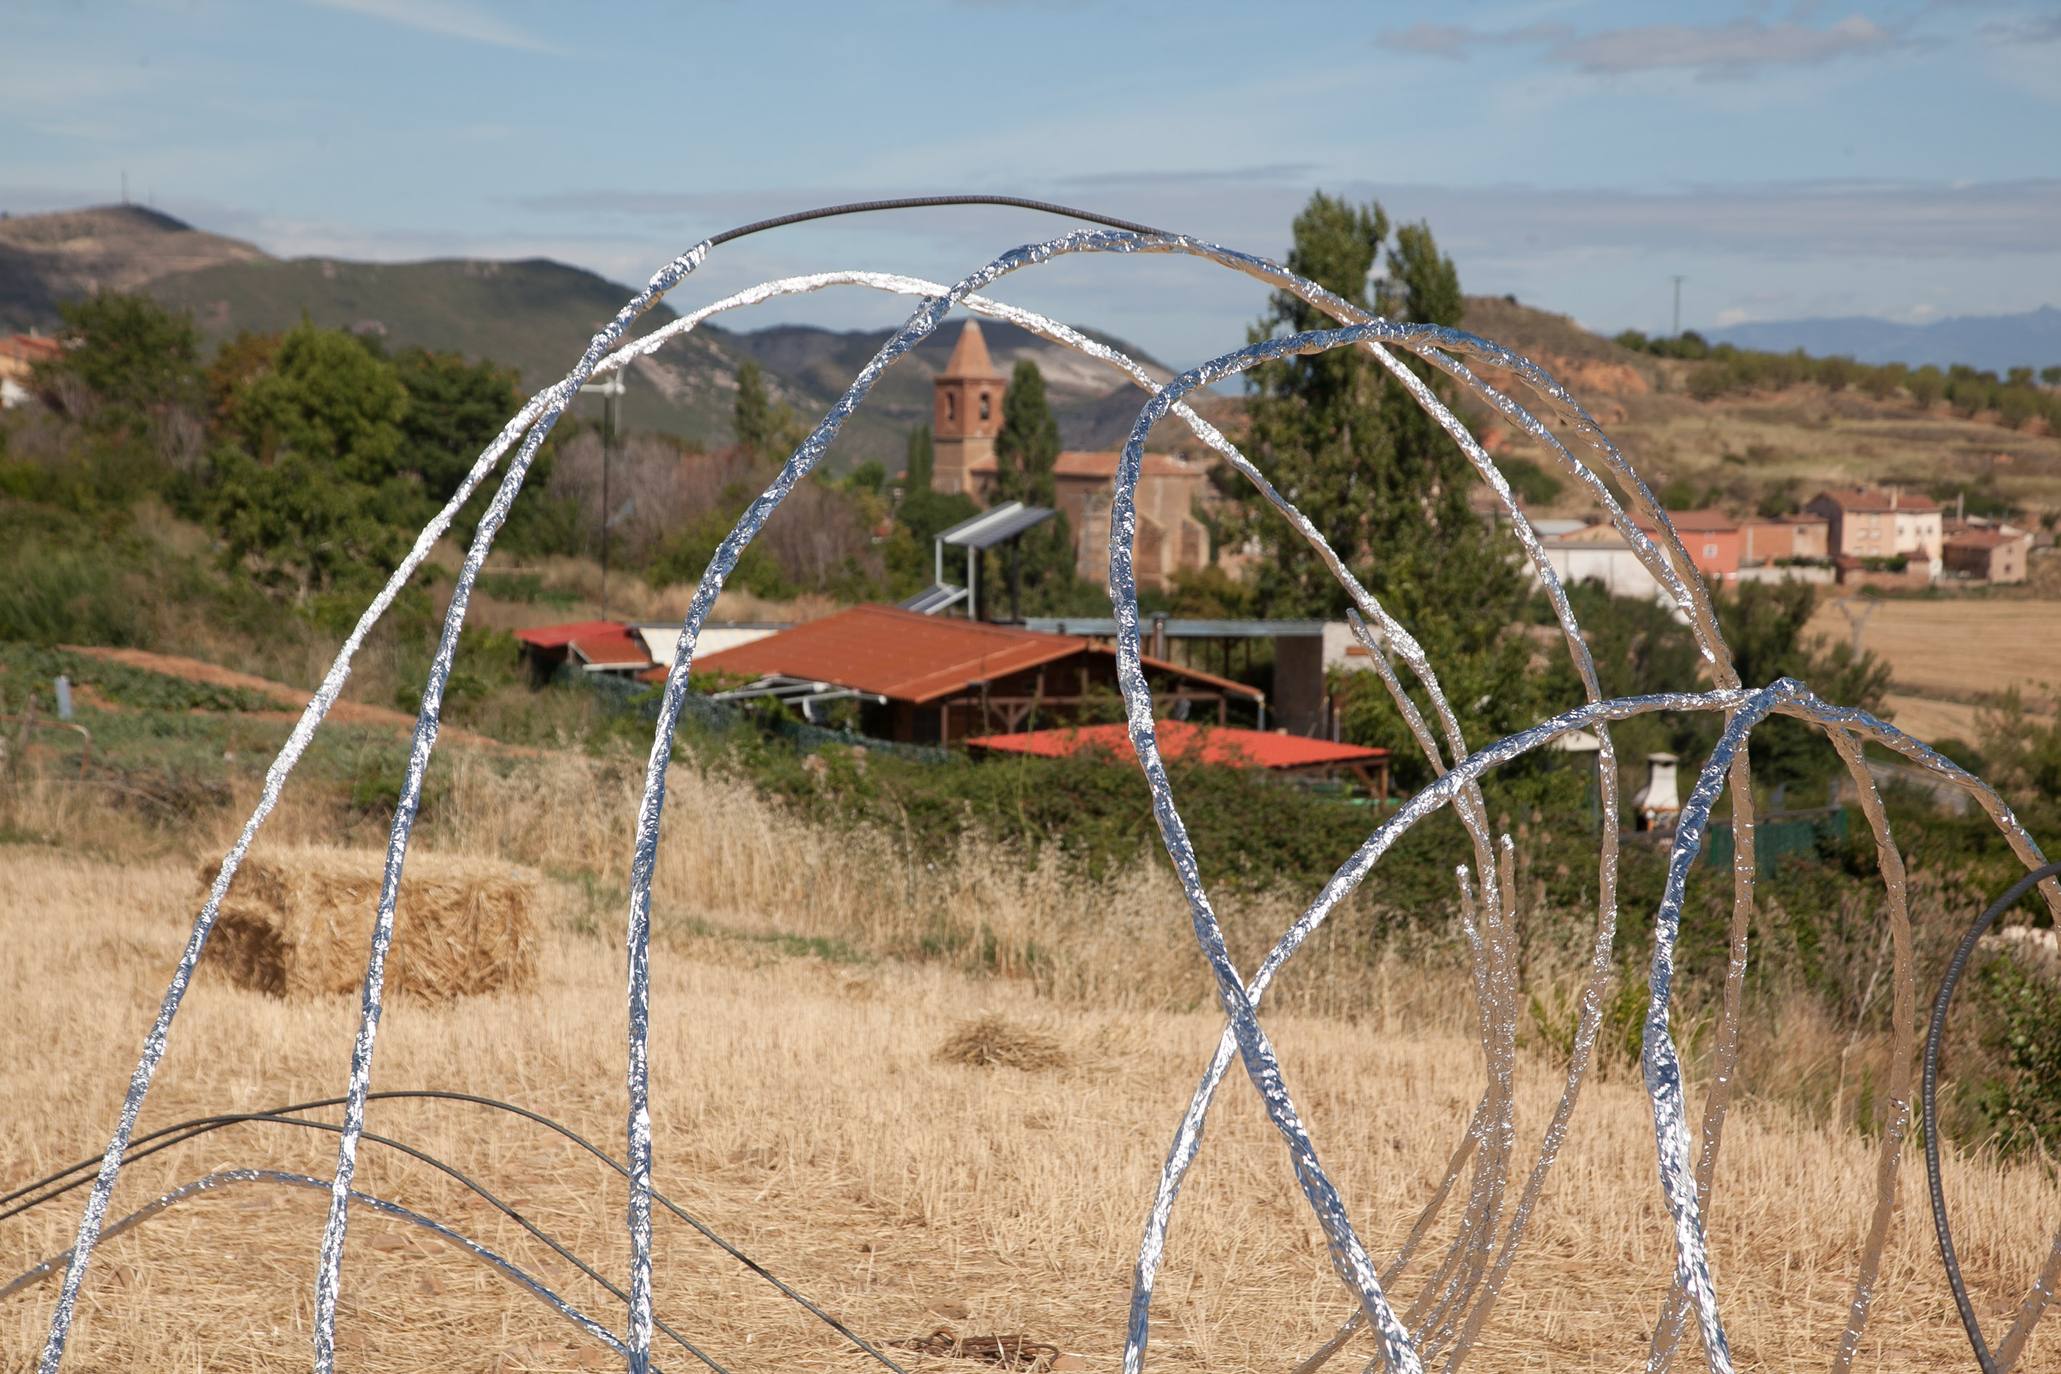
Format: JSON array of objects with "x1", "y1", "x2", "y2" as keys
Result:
[{"x1": 931, "y1": 320, "x2": 1002, "y2": 496}]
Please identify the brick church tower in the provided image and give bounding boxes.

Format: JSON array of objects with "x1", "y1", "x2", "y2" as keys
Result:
[{"x1": 930, "y1": 320, "x2": 1002, "y2": 496}]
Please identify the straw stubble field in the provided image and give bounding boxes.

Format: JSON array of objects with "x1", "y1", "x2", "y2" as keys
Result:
[{"x1": 2, "y1": 759, "x2": 2058, "y2": 1372}]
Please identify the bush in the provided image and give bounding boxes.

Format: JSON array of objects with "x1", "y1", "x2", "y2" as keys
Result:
[{"x1": 1972, "y1": 950, "x2": 2061, "y2": 1154}]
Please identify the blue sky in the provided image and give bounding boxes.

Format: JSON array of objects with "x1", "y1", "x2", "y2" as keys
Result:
[{"x1": 4, "y1": 0, "x2": 2057, "y2": 368}]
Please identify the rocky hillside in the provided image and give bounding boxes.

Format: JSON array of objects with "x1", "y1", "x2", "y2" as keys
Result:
[{"x1": 0, "y1": 204, "x2": 265, "y2": 326}]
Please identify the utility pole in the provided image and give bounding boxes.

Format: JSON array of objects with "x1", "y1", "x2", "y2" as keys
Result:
[
  {"x1": 1670, "y1": 275, "x2": 1687, "y2": 338},
  {"x1": 586, "y1": 370, "x2": 627, "y2": 620}
]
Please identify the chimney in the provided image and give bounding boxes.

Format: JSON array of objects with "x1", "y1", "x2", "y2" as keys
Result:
[
  {"x1": 1890, "y1": 486, "x2": 1900, "y2": 510},
  {"x1": 1632, "y1": 752, "x2": 1682, "y2": 833}
]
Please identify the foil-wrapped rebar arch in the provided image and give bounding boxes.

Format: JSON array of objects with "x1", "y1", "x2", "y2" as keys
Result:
[{"x1": 31, "y1": 205, "x2": 2061, "y2": 1374}]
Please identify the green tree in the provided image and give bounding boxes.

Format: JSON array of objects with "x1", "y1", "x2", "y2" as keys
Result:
[
  {"x1": 988, "y1": 359, "x2": 1073, "y2": 614},
  {"x1": 1237, "y1": 192, "x2": 1533, "y2": 777},
  {"x1": 1716, "y1": 580, "x2": 1892, "y2": 785},
  {"x1": 38, "y1": 293, "x2": 201, "y2": 431},
  {"x1": 904, "y1": 424, "x2": 933, "y2": 490},
  {"x1": 385, "y1": 346, "x2": 572, "y2": 552},
  {"x1": 2040, "y1": 365, "x2": 2061, "y2": 388},
  {"x1": 730, "y1": 359, "x2": 805, "y2": 461},
  {"x1": 1907, "y1": 366, "x2": 1946, "y2": 408},
  {"x1": 733, "y1": 360, "x2": 773, "y2": 458},
  {"x1": 209, "y1": 323, "x2": 415, "y2": 595}
]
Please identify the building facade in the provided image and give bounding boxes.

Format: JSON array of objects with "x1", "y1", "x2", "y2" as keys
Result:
[
  {"x1": 1739, "y1": 515, "x2": 1830, "y2": 564},
  {"x1": 1806, "y1": 487, "x2": 1943, "y2": 576},
  {"x1": 926, "y1": 320, "x2": 1214, "y2": 591},
  {"x1": 1942, "y1": 527, "x2": 2031, "y2": 583}
]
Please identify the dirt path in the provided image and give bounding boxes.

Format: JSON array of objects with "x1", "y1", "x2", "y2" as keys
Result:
[{"x1": 62, "y1": 644, "x2": 527, "y2": 753}]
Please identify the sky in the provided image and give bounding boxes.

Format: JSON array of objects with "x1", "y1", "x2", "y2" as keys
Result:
[{"x1": 3, "y1": 0, "x2": 2058, "y2": 370}]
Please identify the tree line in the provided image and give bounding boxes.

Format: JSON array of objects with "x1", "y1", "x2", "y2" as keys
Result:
[{"x1": 1616, "y1": 328, "x2": 2061, "y2": 430}]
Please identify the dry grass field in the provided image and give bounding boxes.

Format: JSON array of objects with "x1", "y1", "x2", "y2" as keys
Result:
[
  {"x1": 4, "y1": 755, "x2": 2059, "y2": 1373},
  {"x1": 1807, "y1": 598, "x2": 2061, "y2": 743}
]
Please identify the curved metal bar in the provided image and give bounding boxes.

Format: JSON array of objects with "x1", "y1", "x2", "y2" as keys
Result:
[
  {"x1": 27, "y1": 301, "x2": 645, "y2": 1374},
  {"x1": 585, "y1": 262, "x2": 1653, "y2": 1374},
  {"x1": 310, "y1": 241, "x2": 714, "y2": 1374},
  {"x1": 1821, "y1": 727, "x2": 1917, "y2": 1374},
  {"x1": 3, "y1": 1109, "x2": 729, "y2": 1371},
  {"x1": 1924, "y1": 860, "x2": 2061, "y2": 1374},
  {"x1": 1091, "y1": 312, "x2": 1742, "y2": 1371},
  {"x1": 13, "y1": 1169, "x2": 649, "y2": 1366},
  {"x1": 3, "y1": 1088, "x2": 901, "y2": 1374}
]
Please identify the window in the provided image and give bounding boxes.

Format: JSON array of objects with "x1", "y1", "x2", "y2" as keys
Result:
[
  {"x1": 944, "y1": 392, "x2": 956, "y2": 422},
  {"x1": 979, "y1": 392, "x2": 991, "y2": 421},
  {"x1": 1703, "y1": 542, "x2": 1718, "y2": 558}
]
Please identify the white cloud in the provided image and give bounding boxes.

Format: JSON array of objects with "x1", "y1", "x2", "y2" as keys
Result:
[{"x1": 302, "y1": 0, "x2": 558, "y2": 54}]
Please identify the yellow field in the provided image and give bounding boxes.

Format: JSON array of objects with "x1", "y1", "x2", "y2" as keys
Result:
[
  {"x1": 4, "y1": 757, "x2": 2058, "y2": 1372},
  {"x1": 1807, "y1": 597, "x2": 2061, "y2": 746}
]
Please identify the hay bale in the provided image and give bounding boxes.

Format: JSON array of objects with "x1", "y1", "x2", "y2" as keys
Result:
[
  {"x1": 197, "y1": 846, "x2": 537, "y2": 1001},
  {"x1": 936, "y1": 1015, "x2": 1068, "y2": 1072}
]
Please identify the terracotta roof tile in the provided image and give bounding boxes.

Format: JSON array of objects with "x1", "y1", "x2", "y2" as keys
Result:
[
  {"x1": 691, "y1": 604, "x2": 1259, "y2": 704},
  {"x1": 1813, "y1": 486, "x2": 1941, "y2": 513},
  {"x1": 966, "y1": 721, "x2": 1387, "y2": 769}
]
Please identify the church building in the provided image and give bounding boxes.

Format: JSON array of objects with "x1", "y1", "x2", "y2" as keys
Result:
[{"x1": 927, "y1": 320, "x2": 1218, "y2": 591}]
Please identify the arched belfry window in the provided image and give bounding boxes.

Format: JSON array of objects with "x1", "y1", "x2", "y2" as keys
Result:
[
  {"x1": 979, "y1": 392, "x2": 991, "y2": 422},
  {"x1": 944, "y1": 392, "x2": 956, "y2": 422}
]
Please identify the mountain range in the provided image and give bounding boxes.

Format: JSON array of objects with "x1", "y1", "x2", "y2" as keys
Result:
[
  {"x1": 0, "y1": 204, "x2": 1211, "y2": 464},
  {"x1": 1710, "y1": 307, "x2": 2061, "y2": 375}
]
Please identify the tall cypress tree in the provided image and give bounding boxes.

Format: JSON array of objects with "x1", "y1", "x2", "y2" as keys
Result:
[
  {"x1": 991, "y1": 359, "x2": 1073, "y2": 613},
  {"x1": 733, "y1": 359, "x2": 773, "y2": 459},
  {"x1": 905, "y1": 424, "x2": 933, "y2": 490},
  {"x1": 1238, "y1": 191, "x2": 1532, "y2": 771}
]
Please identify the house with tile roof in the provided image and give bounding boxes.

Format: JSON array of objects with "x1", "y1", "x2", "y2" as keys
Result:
[
  {"x1": 690, "y1": 603, "x2": 1264, "y2": 744},
  {"x1": 1805, "y1": 486, "x2": 1943, "y2": 578}
]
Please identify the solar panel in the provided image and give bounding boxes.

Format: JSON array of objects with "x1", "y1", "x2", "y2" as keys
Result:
[
  {"x1": 937, "y1": 500, "x2": 1055, "y2": 550},
  {"x1": 897, "y1": 583, "x2": 968, "y2": 615}
]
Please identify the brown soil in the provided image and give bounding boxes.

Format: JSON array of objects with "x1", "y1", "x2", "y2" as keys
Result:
[{"x1": 60, "y1": 644, "x2": 522, "y2": 753}]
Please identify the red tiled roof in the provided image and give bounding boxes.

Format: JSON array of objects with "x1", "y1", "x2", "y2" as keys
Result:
[
  {"x1": 1, "y1": 334, "x2": 62, "y2": 364},
  {"x1": 1637, "y1": 509, "x2": 1737, "y2": 534},
  {"x1": 1813, "y1": 487, "x2": 1941, "y2": 513},
  {"x1": 965, "y1": 450, "x2": 1201, "y2": 480},
  {"x1": 966, "y1": 721, "x2": 1388, "y2": 770},
  {"x1": 692, "y1": 604, "x2": 1259, "y2": 704},
  {"x1": 513, "y1": 619, "x2": 630, "y2": 650},
  {"x1": 1944, "y1": 528, "x2": 2029, "y2": 550},
  {"x1": 1051, "y1": 451, "x2": 1205, "y2": 480}
]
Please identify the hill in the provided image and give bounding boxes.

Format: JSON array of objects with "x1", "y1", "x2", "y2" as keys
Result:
[
  {"x1": 1712, "y1": 306, "x2": 2061, "y2": 374},
  {"x1": 0, "y1": 204, "x2": 1180, "y2": 467},
  {"x1": 0, "y1": 204, "x2": 265, "y2": 327}
]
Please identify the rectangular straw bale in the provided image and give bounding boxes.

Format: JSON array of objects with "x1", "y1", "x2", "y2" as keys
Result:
[{"x1": 197, "y1": 845, "x2": 538, "y2": 1001}]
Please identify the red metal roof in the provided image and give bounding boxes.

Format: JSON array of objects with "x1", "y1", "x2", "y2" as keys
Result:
[
  {"x1": 514, "y1": 619, "x2": 632, "y2": 650},
  {"x1": 691, "y1": 604, "x2": 1260, "y2": 704},
  {"x1": 966, "y1": 721, "x2": 1388, "y2": 770},
  {"x1": 569, "y1": 628, "x2": 652, "y2": 668}
]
